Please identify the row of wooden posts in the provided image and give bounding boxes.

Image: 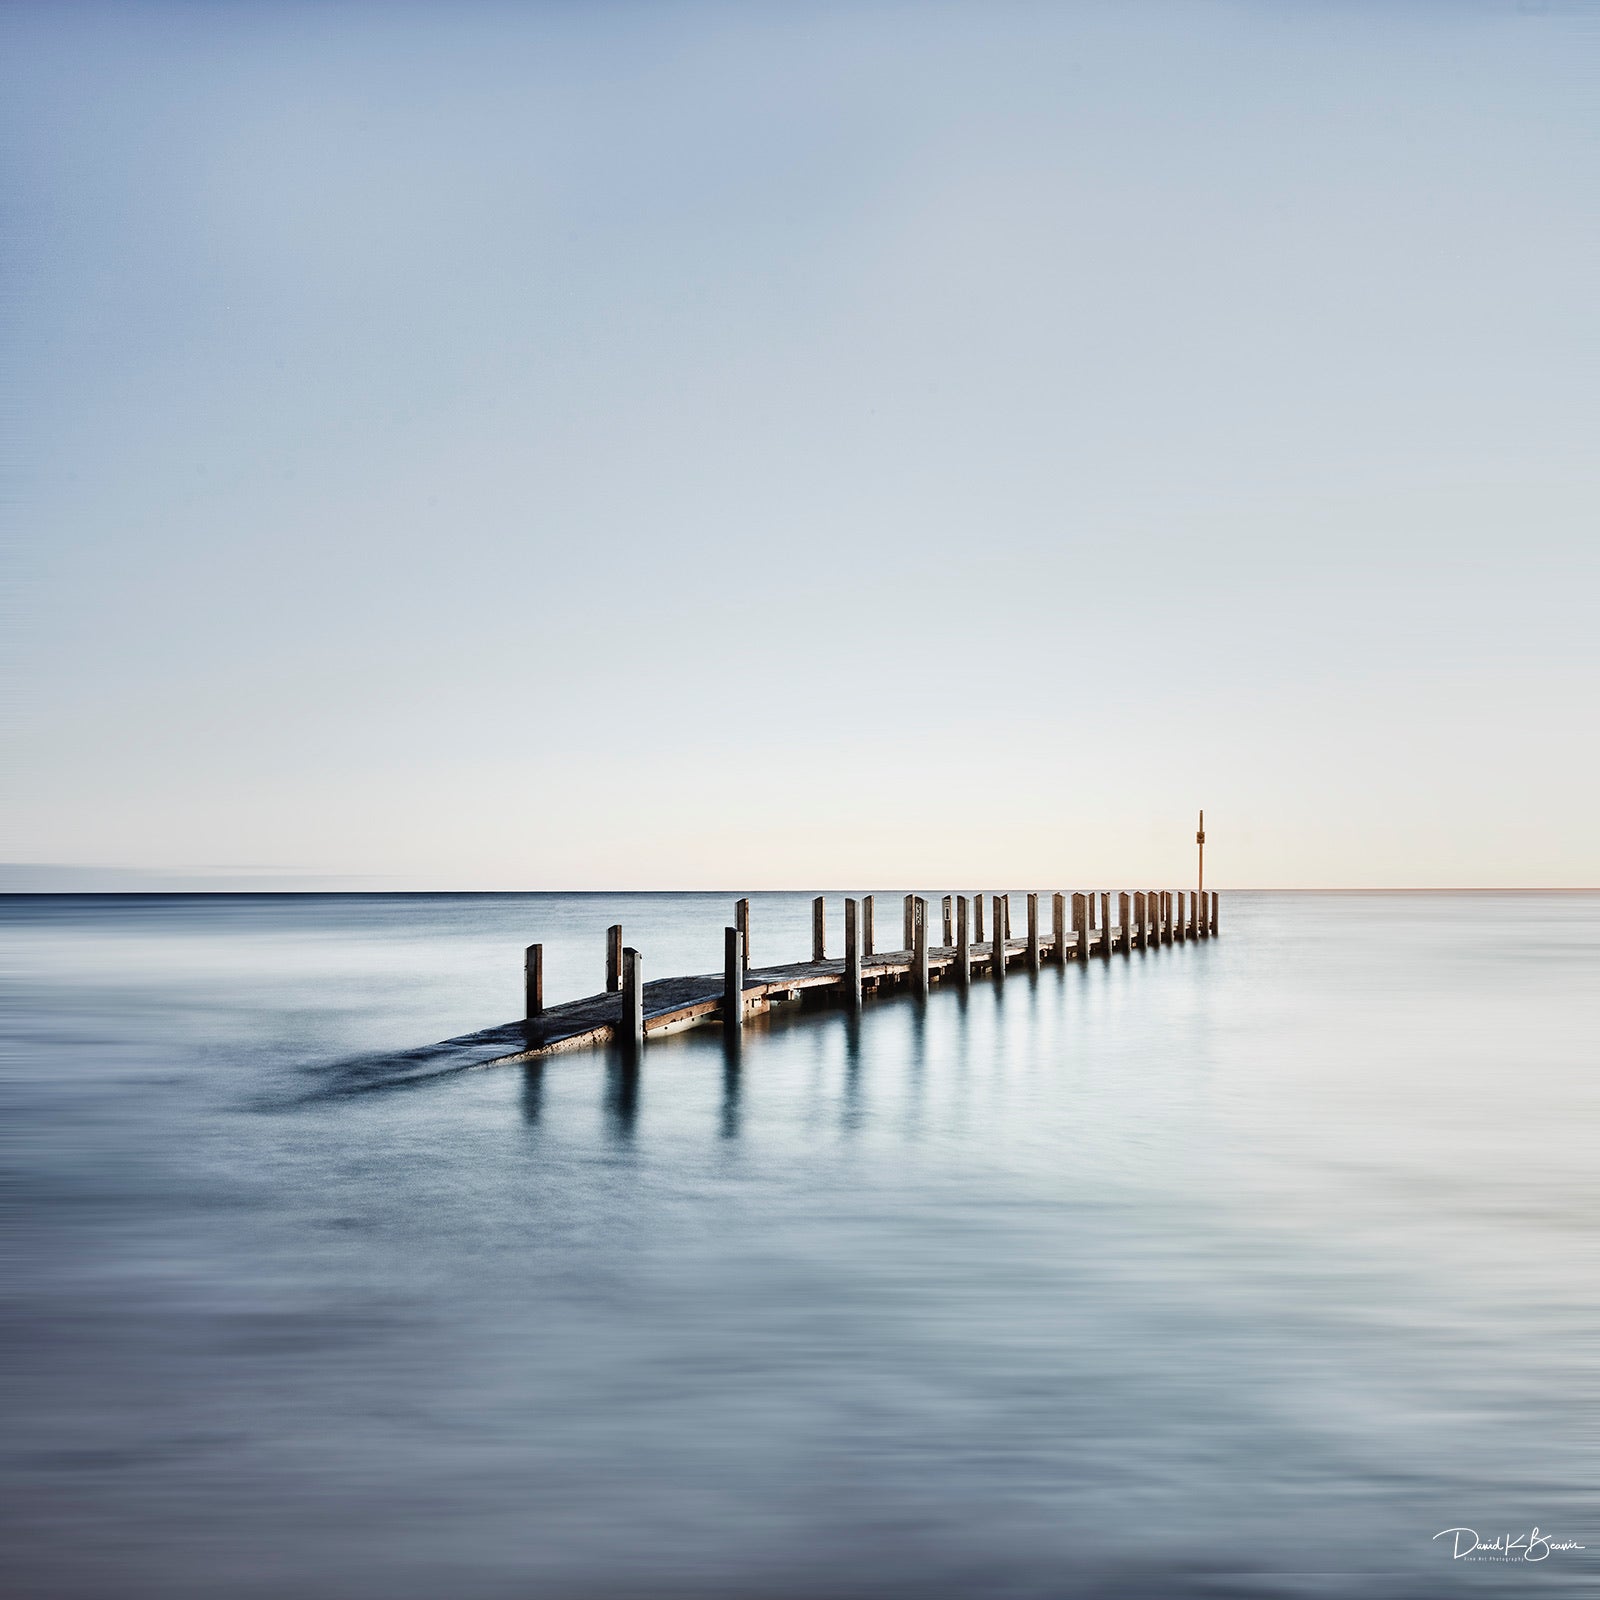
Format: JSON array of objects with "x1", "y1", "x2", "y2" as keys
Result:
[{"x1": 522, "y1": 889, "x2": 1218, "y2": 1053}]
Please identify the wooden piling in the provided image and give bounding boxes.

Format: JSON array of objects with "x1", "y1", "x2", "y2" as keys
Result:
[
  {"x1": 1118, "y1": 892, "x2": 1131, "y2": 955},
  {"x1": 903, "y1": 894, "x2": 915, "y2": 952},
  {"x1": 845, "y1": 897, "x2": 862, "y2": 1009},
  {"x1": 606, "y1": 924, "x2": 623, "y2": 993},
  {"x1": 1099, "y1": 893, "x2": 1112, "y2": 958},
  {"x1": 863, "y1": 894, "x2": 875, "y2": 956},
  {"x1": 1175, "y1": 889, "x2": 1186, "y2": 942},
  {"x1": 812, "y1": 897, "x2": 826, "y2": 962},
  {"x1": 1052, "y1": 892, "x2": 1066, "y2": 964},
  {"x1": 1133, "y1": 892, "x2": 1145, "y2": 951},
  {"x1": 524, "y1": 943, "x2": 543, "y2": 1018},
  {"x1": 1211, "y1": 891, "x2": 1219, "y2": 936},
  {"x1": 621, "y1": 948, "x2": 643, "y2": 1051},
  {"x1": 974, "y1": 894, "x2": 985, "y2": 944},
  {"x1": 913, "y1": 896, "x2": 930, "y2": 996},
  {"x1": 942, "y1": 894, "x2": 953, "y2": 947},
  {"x1": 724, "y1": 927, "x2": 744, "y2": 1029},
  {"x1": 1072, "y1": 892, "x2": 1089, "y2": 962},
  {"x1": 735, "y1": 898, "x2": 751, "y2": 973},
  {"x1": 992, "y1": 894, "x2": 1006, "y2": 978},
  {"x1": 1027, "y1": 892, "x2": 1040, "y2": 973},
  {"x1": 1003, "y1": 894, "x2": 1012, "y2": 939},
  {"x1": 956, "y1": 894, "x2": 971, "y2": 986}
]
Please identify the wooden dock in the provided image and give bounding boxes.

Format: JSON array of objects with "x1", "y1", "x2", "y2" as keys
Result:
[{"x1": 398, "y1": 888, "x2": 1220, "y2": 1080}]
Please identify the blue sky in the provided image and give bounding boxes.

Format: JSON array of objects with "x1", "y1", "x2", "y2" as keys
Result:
[{"x1": 3, "y1": 1, "x2": 1595, "y2": 888}]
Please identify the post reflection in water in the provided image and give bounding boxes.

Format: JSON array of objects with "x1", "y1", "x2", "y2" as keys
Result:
[
  {"x1": 719, "y1": 1024, "x2": 741, "y2": 1141},
  {"x1": 603, "y1": 1053, "x2": 638, "y2": 1141},
  {"x1": 518, "y1": 1062, "x2": 543, "y2": 1127}
]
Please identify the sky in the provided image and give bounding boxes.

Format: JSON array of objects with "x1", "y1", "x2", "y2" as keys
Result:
[{"x1": 2, "y1": 0, "x2": 1595, "y2": 890}]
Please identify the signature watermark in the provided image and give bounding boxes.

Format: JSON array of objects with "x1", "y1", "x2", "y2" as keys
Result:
[{"x1": 1434, "y1": 1527, "x2": 1585, "y2": 1563}]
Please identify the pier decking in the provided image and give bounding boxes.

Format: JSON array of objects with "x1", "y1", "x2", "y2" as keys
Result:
[{"x1": 402, "y1": 888, "x2": 1220, "y2": 1080}]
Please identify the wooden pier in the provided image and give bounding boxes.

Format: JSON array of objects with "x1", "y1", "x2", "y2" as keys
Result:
[{"x1": 400, "y1": 886, "x2": 1220, "y2": 1080}]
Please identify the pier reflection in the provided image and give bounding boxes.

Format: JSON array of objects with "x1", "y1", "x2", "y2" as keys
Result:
[
  {"x1": 519, "y1": 1063, "x2": 544, "y2": 1126},
  {"x1": 719, "y1": 1026, "x2": 742, "y2": 1141},
  {"x1": 604, "y1": 1056, "x2": 638, "y2": 1140}
]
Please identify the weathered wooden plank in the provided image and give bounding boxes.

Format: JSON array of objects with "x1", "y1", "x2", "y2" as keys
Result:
[
  {"x1": 845, "y1": 896, "x2": 862, "y2": 1009},
  {"x1": 524, "y1": 943, "x2": 543, "y2": 1018},
  {"x1": 725, "y1": 926, "x2": 744, "y2": 1030},
  {"x1": 606, "y1": 924, "x2": 623, "y2": 994},
  {"x1": 622, "y1": 948, "x2": 643, "y2": 1051}
]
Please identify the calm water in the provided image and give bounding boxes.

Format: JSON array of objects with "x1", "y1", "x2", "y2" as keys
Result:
[{"x1": 2, "y1": 892, "x2": 1594, "y2": 1598}]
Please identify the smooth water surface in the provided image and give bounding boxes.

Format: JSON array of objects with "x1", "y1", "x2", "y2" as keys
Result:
[{"x1": 2, "y1": 892, "x2": 1595, "y2": 1597}]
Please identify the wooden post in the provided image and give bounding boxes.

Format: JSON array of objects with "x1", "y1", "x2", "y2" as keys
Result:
[
  {"x1": 1099, "y1": 893, "x2": 1111, "y2": 958},
  {"x1": 1027, "y1": 892, "x2": 1040, "y2": 973},
  {"x1": 913, "y1": 896, "x2": 929, "y2": 996},
  {"x1": 812, "y1": 897, "x2": 826, "y2": 962},
  {"x1": 1003, "y1": 894, "x2": 1012, "y2": 939},
  {"x1": 621, "y1": 947, "x2": 643, "y2": 1051},
  {"x1": 902, "y1": 894, "x2": 915, "y2": 951},
  {"x1": 1133, "y1": 892, "x2": 1146, "y2": 951},
  {"x1": 863, "y1": 894, "x2": 875, "y2": 956},
  {"x1": 845, "y1": 897, "x2": 862, "y2": 1009},
  {"x1": 1193, "y1": 890, "x2": 1205, "y2": 940},
  {"x1": 991, "y1": 894, "x2": 1006, "y2": 978},
  {"x1": 1211, "y1": 890, "x2": 1219, "y2": 936},
  {"x1": 974, "y1": 894, "x2": 985, "y2": 944},
  {"x1": 724, "y1": 927, "x2": 744, "y2": 1029},
  {"x1": 941, "y1": 894, "x2": 953, "y2": 947},
  {"x1": 735, "y1": 898, "x2": 750, "y2": 973},
  {"x1": 1148, "y1": 889, "x2": 1159, "y2": 946},
  {"x1": 956, "y1": 894, "x2": 971, "y2": 986},
  {"x1": 1175, "y1": 889, "x2": 1186, "y2": 943},
  {"x1": 1072, "y1": 891, "x2": 1089, "y2": 962},
  {"x1": 606, "y1": 924, "x2": 623, "y2": 993},
  {"x1": 1118, "y1": 892, "x2": 1131, "y2": 955},
  {"x1": 524, "y1": 943, "x2": 543, "y2": 1018},
  {"x1": 1051, "y1": 892, "x2": 1065, "y2": 963}
]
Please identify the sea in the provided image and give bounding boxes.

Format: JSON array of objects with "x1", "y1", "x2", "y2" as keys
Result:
[{"x1": 1, "y1": 890, "x2": 1594, "y2": 1598}]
